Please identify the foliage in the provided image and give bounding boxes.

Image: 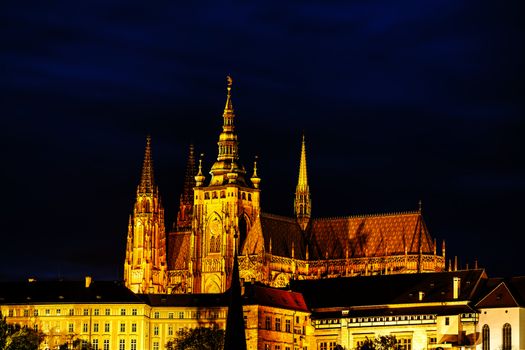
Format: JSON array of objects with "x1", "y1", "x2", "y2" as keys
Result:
[
  {"x1": 357, "y1": 336, "x2": 399, "y2": 350},
  {"x1": 166, "y1": 324, "x2": 225, "y2": 350},
  {"x1": 0, "y1": 313, "x2": 45, "y2": 350}
]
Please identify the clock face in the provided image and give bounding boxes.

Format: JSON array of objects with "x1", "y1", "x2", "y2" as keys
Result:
[{"x1": 209, "y1": 219, "x2": 221, "y2": 235}]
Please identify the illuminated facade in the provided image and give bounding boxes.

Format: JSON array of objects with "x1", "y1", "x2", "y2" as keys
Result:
[
  {"x1": 124, "y1": 77, "x2": 445, "y2": 295},
  {"x1": 2, "y1": 271, "x2": 523, "y2": 350}
]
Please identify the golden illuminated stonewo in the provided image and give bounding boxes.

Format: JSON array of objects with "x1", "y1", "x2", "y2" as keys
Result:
[
  {"x1": 124, "y1": 76, "x2": 445, "y2": 295},
  {"x1": 123, "y1": 136, "x2": 167, "y2": 294}
]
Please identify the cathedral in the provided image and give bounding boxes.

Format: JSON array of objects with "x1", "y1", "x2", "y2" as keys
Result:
[{"x1": 123, "y1": 77, "x2": 446, "y2": 294}]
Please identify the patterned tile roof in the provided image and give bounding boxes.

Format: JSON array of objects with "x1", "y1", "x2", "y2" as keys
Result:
[
  {"x1": 308, "y1": 211, "x2": 434, "y2": 259},
  {"x1": 252, "y1": 211, "x2": 435, "y2": 260},
  {"x1": 260, "y1": 214, "x2": 306, "y2": 259},
  {"x1": 167, "y1": 232, "x2": 191, "y2": 270}
]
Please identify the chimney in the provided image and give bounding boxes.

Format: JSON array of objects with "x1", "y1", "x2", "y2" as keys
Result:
[
  {"x1": 453, "y1": 277, "x2": 460, "y2": 299},
  {"x1": 85, "y1": 276, "x2": 92, "y2": 288}
]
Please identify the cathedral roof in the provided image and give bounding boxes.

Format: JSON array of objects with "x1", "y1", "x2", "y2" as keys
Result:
[
  {"x1": 260, "y1": 213, "x2": 306, "y2": 259},
  {"x1": 308, "y1": 211, "x2": 434, "y2": 259},
  {"x1": 253, "y1": 210, "x2": 435, "y2": 261},
  {"x1": 167, "y1": 232, "x2": 191, "y2": 270}
]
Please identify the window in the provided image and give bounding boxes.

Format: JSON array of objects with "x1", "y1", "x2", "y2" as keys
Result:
[
  {"x1": 168, "y1": 312, "x2": 174, "y2": 319},
  {"x1": 83, "y1": 323, "x2": 88, "y2": 333},
  {"x1": 482, "y1": 325, "x2": 490, "y2": 350},
  {"x1": 69, "y1": 309, "x2": 74, "y2": 316},
  {"x1": 397, "y1": 338, "x2": 412, "y2": 350},
  {"x1": 83, "y1": 309, "x2": 89, "y2": 316},
  {"x1": 503, "y1": 323, "x2": 511, "y2": 350},
  {"x1": 104, "y1": 323, "x2": 110, "y2": 332},
  {"x1": 154, "y1": 312, "x2": 160, "y2": 319},
  {"x1": 56, "y1": 309, "x2": 61, "y2": 316},
  {"x1": 103, "y1": 340, "x2": 109, "y2": 350},
  {"x1": 68, "y1": 323, "x2": 74, "y2": 333},
  {"x1": 275, "y1": 317, "x2": 281, "y2": 331},
  {"x1": 131, "y1": 323, "x2": 136, "y2": 332},
  {"x1": 154, "y1": 326, "x2": 159, "y2": 336},
  {"x1": 276, "y1": 346, "x2": 281, "y2": 350},
  {"x1": 285, "y1": 320, "x2": 291, "y2": 332},
  {"x1": 82, "y1": 340, "x2": 88, "y2": 348},
  {"x1": 265, "y1": 345, "x2": 270, "y2": 350},
  {"x1": 119, "y1": 339, "x2": 125, "y2": 350},
  {"x1": 45, "y1": 309, "x2": 50, "y2": 315},
  {"x1": 105, "y1": 308, "x2": 110, "y2": 316},
  {"x1": 8, "y1": 310, "x2": 13, "y2": 317},
  {"x1": 92, "y1": 339, "x2": 98, "y2": 350},
  {"x1": 120, "y1": 323, "x2": 125, "y2": 332},
  {"x1": 93, "y1": 323, "x2": 99, "y2": 332},
  {"x1": 34, "y1": 310, "x2": 39, "y2": 316},
  {"x1": 120, "y1": 309, "x2": 126, "y2": 316},
  {"x1": 34, "y1": 324, "x2": 38, "y2": 332},
  {"x1": 244, "y1": 315, "x2": 248, "y2": 328},
  {"x1": 94, "y1": 309, "x2": 100, "y2": 316},
  {"x1": 265, "y1": 316, "x2": 271, "y2": 330},
  {"x1": 168, "y1": 326, "x2": 173, "y2": 336},
  {"x1": 132, "y1": 308, "x2": 137, "y2": 316},
  {"x1": 196, "y1": 311, "x2": 201, "y2": 319},
  {"x1": 153, "y1": 342, "x2": 159, "y2": 350},
  {"x1": 130, "y1": 339, "x2": 137, "y2": 350},
  {"x1": 24, "y1": 310, "x2": 29, "y2": 317},
  {"x1": 179, "y1": 311, "x2": 184, "y2": 319}
]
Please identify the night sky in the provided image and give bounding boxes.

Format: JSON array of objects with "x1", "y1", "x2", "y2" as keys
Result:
[{"x1": 1, "y1": 1, "x2": 523, "y2": 281}]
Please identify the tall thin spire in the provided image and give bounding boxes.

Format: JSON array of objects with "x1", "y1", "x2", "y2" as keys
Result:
[
  {"x1": 176, "y1": 144, "x2": 196, "y2": 231},
  {"x1": 139, "y1": 135, "x2": 155, "y2": 193},
  {"x1": 223, "y1": 251, "x2": 247, "y2": 350},
  {"x1": 294, "y1": 133, "x2": 311, "y2": 230}
]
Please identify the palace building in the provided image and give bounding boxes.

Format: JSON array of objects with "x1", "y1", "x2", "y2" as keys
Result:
[{"x1": 123, "y1": 77, "x2": 446, "y2": 295}]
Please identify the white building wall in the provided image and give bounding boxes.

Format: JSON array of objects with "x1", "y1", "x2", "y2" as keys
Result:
[{"x1": 477, "y1": 307, "x2": 521, "y2": 350}]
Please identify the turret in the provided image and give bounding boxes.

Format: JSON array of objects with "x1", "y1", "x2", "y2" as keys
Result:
[{"x1": 294, "y1": 134, "x2": 311, "y2": 230}]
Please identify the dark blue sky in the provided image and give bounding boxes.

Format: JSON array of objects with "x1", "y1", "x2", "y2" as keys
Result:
[{"x1": 1, "y1": 1, "x2": 523, "y2": 280}]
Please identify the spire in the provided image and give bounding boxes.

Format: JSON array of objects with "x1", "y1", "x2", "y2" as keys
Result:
[
  {"x1": 138, "y1": 135, "x2": 155, "y2": 193},
  {"x1": 223, "y1": 75, "x2": 234, "y2": 129},
  {"x1": 294, "y1": 133, "x2": 311, "y2": 230},
  {"x1": 176, "y1": 144, "x2": 196, "y2": 231},
  {"x1": 210, "y1": 76, "x2": 247, "y2": 186},
  {"x1": 195, "y1": 153, "x2": 206, "y2": 186},
  {"x1": 250, "y1": 156, "x2": 261, "y2": 189},
  {"x1": 223, "y1": 251, "x2": 247, "y2": 350}
]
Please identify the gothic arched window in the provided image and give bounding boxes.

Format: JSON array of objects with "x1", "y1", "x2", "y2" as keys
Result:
[
  {"x1": 503, "y1": 323, "x2": 511, "y2": 350},
  {"x1": 482, "y1": 324, "x2": 490, "y2": 350}
]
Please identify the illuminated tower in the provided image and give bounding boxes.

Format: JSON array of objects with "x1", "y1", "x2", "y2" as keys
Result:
[
  {"x1": 190, "y1": 76, "x2": 261, "y2": 293},
  {"x1": 124, "y1": 136, "x2": 167, "y2": 293},
  {"x1": 294, "y1": 134, "x2": 311, "y2": 230}
]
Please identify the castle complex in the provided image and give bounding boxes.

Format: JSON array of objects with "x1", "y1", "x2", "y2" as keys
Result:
[{"x1": 123, "y1": 77, "x2": 446, "y2": 295}]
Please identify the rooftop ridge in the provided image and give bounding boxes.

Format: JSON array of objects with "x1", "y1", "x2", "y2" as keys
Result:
[
  {"x1": 312, "y1": 210, "x2": 421, "y2": 221},
  {"x1": 261, "y1": 212, "x2": 297, "y2": 223}
]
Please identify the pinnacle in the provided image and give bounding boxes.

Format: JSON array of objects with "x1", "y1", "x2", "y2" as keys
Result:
[{"x1": 138, "y1": 135, "x2": 155, "y2": 193}]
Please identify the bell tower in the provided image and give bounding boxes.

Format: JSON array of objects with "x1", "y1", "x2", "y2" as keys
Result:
[
  {"x1": 124, "y1": 136, "x2": 167, "y2": 293},
  {"x1": 190, "y1": 76, "x2": 261, "y2": 293}
]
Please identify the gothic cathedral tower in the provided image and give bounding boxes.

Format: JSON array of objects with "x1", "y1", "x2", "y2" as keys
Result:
[
  {"x1": 124, "y1": 136, "x2": 167, "y2": 293},
  {"x1": 190, "y1": 76, "x2": 261, "y2": 293}
]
